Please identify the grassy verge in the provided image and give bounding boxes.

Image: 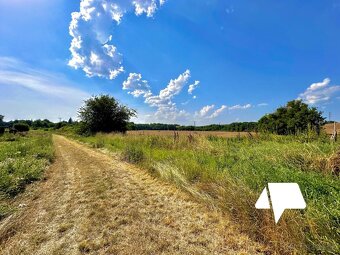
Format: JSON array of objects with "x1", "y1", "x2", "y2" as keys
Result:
[
  {"x1": 66, "y1": 131, "x2": 339, "y2": 254},
  {"x1": 0, "y1": 131, "x2": 54, "y2": 220}
]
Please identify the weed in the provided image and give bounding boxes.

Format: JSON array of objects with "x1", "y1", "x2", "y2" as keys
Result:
[
  {"x1": 73, "y1": 132, "x2": 340, "y2": 254},
  {"x1": 122, "y1": 146, "x2": 145, "y2": 163}
]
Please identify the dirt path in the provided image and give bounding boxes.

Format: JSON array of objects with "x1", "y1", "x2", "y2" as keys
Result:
[{"x1": 0, "y1": 135, "x2": 264, "y2": 255}]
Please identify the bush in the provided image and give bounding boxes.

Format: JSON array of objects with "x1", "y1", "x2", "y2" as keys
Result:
[
  {"x1": 0, "y1": 127, "x2": 4, "y2": 135},
  {"x1": 78, "y1": 95, "x2": 136, "y2": 134},
  {"x1": 258, "y1": 100, "x2": 325, "y2": 135},
  {"x1": 13, "y1": 123, "x2": 30, "y2": 132}
]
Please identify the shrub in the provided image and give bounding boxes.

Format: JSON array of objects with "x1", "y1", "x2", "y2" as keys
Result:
[
  {"x1": 0, "y1": 127, "x2": 4, "y2": 135},
  {"x1": 258, "y1": 100, "x2": 325, "y2": 135},
  {"x1": 13, "y1": 123, "x2": 30, "y2": 132},
  {"x1": 78, "y1": 95, "x2": 136, "y2": 134}
]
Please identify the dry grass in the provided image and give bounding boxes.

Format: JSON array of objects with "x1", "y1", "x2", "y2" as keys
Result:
[
  {"x1": 128, "y1": 130, "x2": 255, "y2": 138},
  {"x1": 72, "y1": 132, "x2": 340, "y2": 254},
  {"x1": 324, "y1": 123, "x2": 340, "y2": 134},
  {"x1": 0, "y1": 135, "x2": 265, "y2": 254}
]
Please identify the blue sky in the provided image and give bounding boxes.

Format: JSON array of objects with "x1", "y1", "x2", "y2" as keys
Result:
[{"x1": 0, "y1": 0, "x2": 339, "y2": 124}]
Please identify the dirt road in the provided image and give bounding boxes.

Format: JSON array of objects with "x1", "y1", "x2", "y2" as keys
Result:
[{"x1": 0, "y1": 135, "x2": 263, "y2": 255}]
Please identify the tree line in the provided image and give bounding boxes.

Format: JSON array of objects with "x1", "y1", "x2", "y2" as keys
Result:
[
  {"x1": 0, "y1": 96, "x2": 327, "y2": 136},
  {"x1": 127, "y1": 122, "x2": 258, "y2": 132}
]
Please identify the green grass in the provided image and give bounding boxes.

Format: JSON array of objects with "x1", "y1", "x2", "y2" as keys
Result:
[
  {"x1": 69, "y1": 131, "x2": 340, "y2": 254},
  {"x1": 0, "y1": 131, "x2": 54, "y2": 219}
]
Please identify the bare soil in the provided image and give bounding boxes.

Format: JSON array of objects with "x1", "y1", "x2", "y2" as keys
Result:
[{"x1": 0, "y1": 135, "x2": 264, "y2": 255}]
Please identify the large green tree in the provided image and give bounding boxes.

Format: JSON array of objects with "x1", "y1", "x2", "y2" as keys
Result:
[
  {"x1": 78, "y1": 95, "x2": 136, "y2": 133},
  {"x1": 258, "y1": 100, "x2": 325, "y2": 135}
]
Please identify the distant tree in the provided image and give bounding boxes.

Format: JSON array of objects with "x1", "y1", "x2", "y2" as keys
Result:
[
  {"x1": 258, "y1": 100, "x2": 325, "y2": 135},
  {"x1": 0, "y1": 127, "x2": 4, "y2": 135},
  {"x1": 68, "y1": 118, "x2": 73, "y2": 124},
  {"x1": 78, "y1": 95, "x2": 136, "y2": 134},
  {"x1": 13, "y1": 122, "x2": 30, "y2": 132}
]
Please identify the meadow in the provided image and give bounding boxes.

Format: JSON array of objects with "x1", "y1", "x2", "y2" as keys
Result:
[
  {"x1": 0, "y1": 131, "x2": 54, "y2": 220},
  {"x1": 127, "y1": 130, "x2": 254, "y2": 138},
  {"x1": 70, "y1": 130, "x2": 340, "y2": 254}
]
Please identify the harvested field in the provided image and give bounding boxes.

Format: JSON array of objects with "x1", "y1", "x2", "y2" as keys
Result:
[
  {"x1": 324, "y1": 122, "x2": 340, "y2": 134},
  {"x1": 127, "y1": 130, "x2": 255, "y2": 138}
]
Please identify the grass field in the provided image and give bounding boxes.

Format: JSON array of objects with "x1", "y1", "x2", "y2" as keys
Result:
[
  {"x1": 70, "y1": 131, "x2": 340, "y2": 254},
  {"x1": 0, "y1": 131, "x2": 54, "y2": 220},
  {"x1": 127, "y1": 130, "x2": 254, "y2": 138}
]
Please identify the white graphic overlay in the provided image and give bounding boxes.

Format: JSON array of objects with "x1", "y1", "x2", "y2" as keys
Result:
[{"x1": 255, "y1": 183, "x2": 306, "y2": 223}]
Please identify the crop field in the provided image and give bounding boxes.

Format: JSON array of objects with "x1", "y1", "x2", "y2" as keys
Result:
[
  {"x1": 0, "y1": 131, "x2": 54, "y2": 220},
  {"x1": 127, "y1": 130, "x2": 255, "y2": 138},
  {"x1": 72, "y1": 132, "x2": 340, "y2": 254},
  {"x1": 324, "y1": 123, "x2": 340, "y2": 134}
]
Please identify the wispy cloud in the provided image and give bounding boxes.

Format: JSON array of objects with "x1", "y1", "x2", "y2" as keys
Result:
[
  {"x1": 0, "y1": 57, "x2": 89, "y2": 101},
  {"x1": 228, "y1": 104, "x2": 252, "y2": 110},
  {"x1": 69, "y1": 0, "x2": 166, "y2": 80},
  {"x1": 0, "y1": 57, "x2": 90, "y2": 121},
  {"x1": 298, "y1": 78, "x2": 340, "y2": 104}
]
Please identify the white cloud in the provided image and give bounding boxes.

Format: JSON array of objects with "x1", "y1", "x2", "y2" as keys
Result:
[
  {"x1": 158, "y1": 69, "x2": 191, "y2": 100},
  {"x1": 257, "y1": 103, "x2": 268, "y2": 107},
  {"x1": 197, "y1": 104, "x2": 215, "y2": 117},
  {"x1": 0, "y1": 57, "x2": 89, "y2": 101},
  {"x1": 144, "y1": 70, "x2": 191, "y2": 120},
  {"x1": 0, "y1": 57, "x2": 90, "y2": 121},
  {"x1": 188, "y1": 80, "x2": 200, "y2": 94},
  {"x1": 209, "y1": 105, "x2": 227, "y2": 118},
  {"x1": 307, "y1": 78, "x2": 330, "y2": 91},
  {"x1": 122, "y1": 73, "x2": 151, "y2": 98},
  {"x1": 228, "y1": 104, "x2": 252, "y2": 110},
  {"x1": 69, "y1": 0, "x2": 165, "y2": 80},
  {"x1": 195, "y1": 103, "x2": 252, "y2": 119},
  {"x1": 123, "y1": 70, "x2": 193, "y2": 122},
  {"x1": 299, "y1": 78, "x2": 340, "y2": 104},
  {"x1": 133, "y1": 0, "x2": 158, "y2": 17}
]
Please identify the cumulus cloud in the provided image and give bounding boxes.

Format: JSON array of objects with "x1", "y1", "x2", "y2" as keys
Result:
[
  {"x1": 69, "y1": 0, "x2": 165, "y2": 79},
  {"x1": 298, "y1": 78, "x2": 340, "y2": 104},
  {"x1": 157, "y1": 69, "x2": 191, "y2": 100},
  {"x1": 209, "y1": 105, "x2": 227, "y2": 118},
  {"x1": 122, "y1": 73, "x2": 151, "y2": 97},
  {"x1": 144, "y1": 70, "x2": 191, "y2": 120},
  {"x1": 197, "y1": 104, "x2": 215, "y2": 117},
  {"x1": 123, "y1": 69, "x2": 193, "y2": 121},
  {"x1": 195, "y1": 103, "x2": 252, "y2": 119},
  {"x1": 188, "y1": 80, "x2": 200, "y2": 94},
  {"x1": 307, "y1": 78, "x2": 330, "y2": 91}
]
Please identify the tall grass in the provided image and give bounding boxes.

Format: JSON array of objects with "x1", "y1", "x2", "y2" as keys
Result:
[
  {"x1": 71, "y1": 132, "x2": 339, "y2": 254},
  {"x1": 0, "y1": 131, "x2": 54, "y2": 219}
]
